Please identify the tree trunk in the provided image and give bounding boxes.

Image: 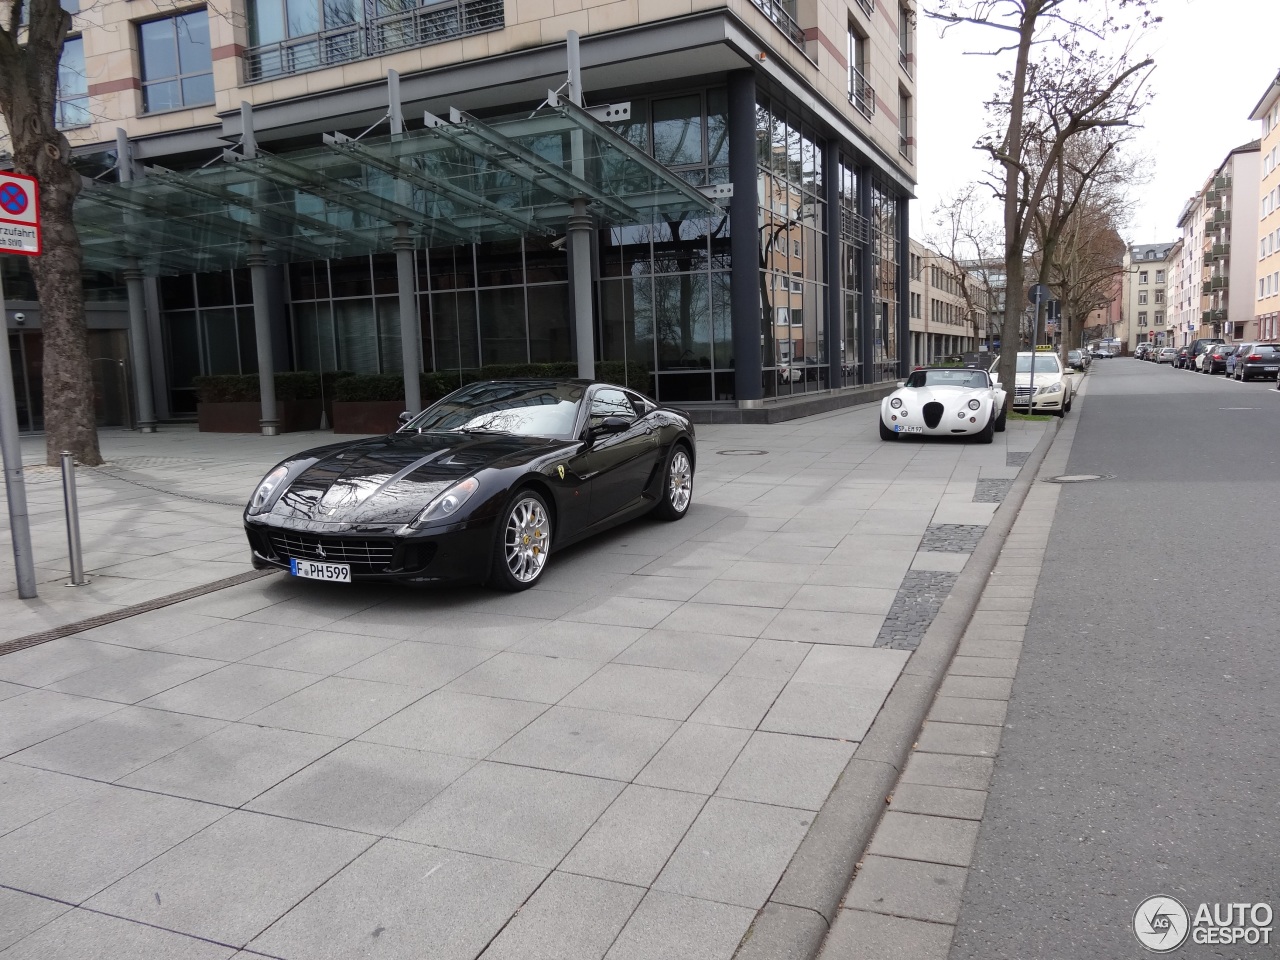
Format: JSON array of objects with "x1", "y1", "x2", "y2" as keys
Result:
[{"x1": 0, "y1": 2, "x2": 103, "y2": 466}]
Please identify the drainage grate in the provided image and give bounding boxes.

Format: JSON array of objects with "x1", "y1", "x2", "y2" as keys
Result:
[
  {"x1": 874, "y1": 570, "x2": 960, "y2": 650},
  {"x1": 920, "y1": 523, "x2": 988, "y2": 553},
  {"x1": 716, "y1": 449, "x2": 769, "y2": 456},
  {"x1": 1043, "y1": 474, "x2": 1114, "y2": 484},
  {"x1": 1006, "y1": 451, "x2": 1031, "y2": 468},
  {"x1": 974, "y1": 479, "x2": 1014, "y2": 503}
]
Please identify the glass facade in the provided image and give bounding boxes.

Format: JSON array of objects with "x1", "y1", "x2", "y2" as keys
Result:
[
  {"x1": 159, "y1": 271, "x2": 258, "y2": 414},
  {"x1": 56, "y1": 36, "x2": 89, "y2": 128},
  {"x1": 599, "y1": 90, "x2": 733, "y2": 402},
  {"x1": 139, "y1": 10, "x2": 214, "y2": 113},
  {"x1": 870, "y1": 177, "x2": 901, "y2": 382},
  {"x1": 837, "y1": 156, "x2": 863, "y2": 386},
  {"x1": 756, "y1": 93, "x2": 826, "y2": 396}
]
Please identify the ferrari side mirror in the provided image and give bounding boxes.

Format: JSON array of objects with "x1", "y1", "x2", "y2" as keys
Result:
[{"x1": 397, "y1": 411, "x2": 413, "y2": 426}]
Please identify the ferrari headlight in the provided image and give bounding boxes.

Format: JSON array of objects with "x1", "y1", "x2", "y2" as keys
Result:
[
  {"x1": 410, "y1": 477, "x2": 480, "y2": 529},
  {"x1": 890, "y1": 398, "x2": 903, "y2": 409},
  {"x1": 967, "y1": 399, "x2": 981, "y2": 410},
  {"x1": 1036, "y1": 382, "x2": 1063, "y2": 395},
  {"x1": 248, "y1": 466, "x2": 289, "y2": 516}
]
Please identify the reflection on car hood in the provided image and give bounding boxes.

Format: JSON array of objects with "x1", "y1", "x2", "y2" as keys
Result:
[
  {"x1": 896, "y1": 385, "x2": 991, "y2": 402},
  {"x1": 271, "y1": 431, "x2": 556, "y2": 525}
]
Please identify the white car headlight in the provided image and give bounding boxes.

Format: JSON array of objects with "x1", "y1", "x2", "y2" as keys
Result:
[
  {"x1": 967, "y1": 399, "x2": 981, "y2": 410},
  {"x1": 409, "y1": 477, "x2": 480, "y2": 529},
  {"x1": 1036, "y1": 382, "x2": 1063, "y2": 395},
  {"x1": 890, "y1": 398, "x2": 903, "y2": 409},
  {"x1": 248, "y1": 466, "x2": 289, "y2": 516}
]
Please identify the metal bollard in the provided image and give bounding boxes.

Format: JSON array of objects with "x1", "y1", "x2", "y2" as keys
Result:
[{"x1": 61, "y1": 452, "x2": 89, "y2": 586}]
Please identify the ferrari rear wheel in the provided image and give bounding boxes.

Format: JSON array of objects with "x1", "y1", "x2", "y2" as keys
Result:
[
  {"x1": 654, "y1": 444, "x2": 694, "y2": 522},
  {"x1": 879, "y1": 418, "x2": 898, "y2": 441},
  {"x1": 490, "y1": 490, "x2": 552, "y2": 591}
]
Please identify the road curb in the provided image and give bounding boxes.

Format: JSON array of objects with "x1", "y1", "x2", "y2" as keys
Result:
[{"x1": 734, "y1": 417, "x2": 1064, "y2": 960}]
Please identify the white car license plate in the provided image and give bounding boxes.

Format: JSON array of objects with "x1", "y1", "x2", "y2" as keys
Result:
[
  {"x1": 1265, "y1": 366, "x2": 1278, "y2": 372},
  {"x1": 290, "y1": 558, "x2": 352, "y2": 582},
  {"x1": 896, "y1": 425, "x2": 924, "y2": 434}
]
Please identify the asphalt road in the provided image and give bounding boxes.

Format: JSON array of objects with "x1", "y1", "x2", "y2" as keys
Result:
[{"x1": 950, "y1": 358, "x2": 1280, "y2": 959}]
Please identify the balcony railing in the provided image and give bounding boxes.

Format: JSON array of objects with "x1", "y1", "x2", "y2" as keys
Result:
[
  {"x1": 1213, "y1": 174, "x2": 1231, "y2": 191},
  {"x1": 850, "y1": 66, "x2": 875, "y2": 119},
  {"x1": 1202, "y1": 309, "x2": 1226, "y2": 323},
  {"x1": 244, "y1": 0, "x2": 504, "y2": 82},
  {"x1": 749, "y1": 0, "x2": 806, "y2": 48},
  {"x1": 1206, "y1": 208, "x2": 1231, "y2": 228},
  {"x1": 1211, "y1": 242, "x2": 1230, "y2": 260}
]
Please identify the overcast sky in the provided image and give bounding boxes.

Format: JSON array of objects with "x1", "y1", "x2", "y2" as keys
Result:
[{"x1": 912, "y1": 0, "x2": 1278, "y2": 246}]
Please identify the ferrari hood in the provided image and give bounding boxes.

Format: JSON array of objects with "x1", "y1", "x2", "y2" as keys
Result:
[{"x1": 271, "y1": 432, "x2": 556, "y2": 525}]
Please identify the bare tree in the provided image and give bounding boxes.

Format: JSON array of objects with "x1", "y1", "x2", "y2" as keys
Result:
[
  {"x1": 929, "y1": 184, "x2": 1003, "y2": 351},
  {"x1": 1045, "y1": 198, "x2": 1126, "y2": 353},
  {"x1": 0, "y1": 0, "x2": 101, "y2": 464},
  {"x1": 925, "y1": 0, "x2": 1158, "y2": 392}
]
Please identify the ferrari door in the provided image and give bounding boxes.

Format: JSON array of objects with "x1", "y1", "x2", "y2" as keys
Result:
[{"x1": 579, "y1": 387, "x2": 660, "y2": 524}]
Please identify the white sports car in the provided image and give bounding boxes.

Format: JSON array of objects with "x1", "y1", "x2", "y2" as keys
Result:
[{"x1": 879, "y1": 367, "x2": 1008, "y2": 443}]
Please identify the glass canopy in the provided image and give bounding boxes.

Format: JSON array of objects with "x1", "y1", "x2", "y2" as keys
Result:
[{"x1": 75, "y1": 98, "x2": 724, "y2": 276}]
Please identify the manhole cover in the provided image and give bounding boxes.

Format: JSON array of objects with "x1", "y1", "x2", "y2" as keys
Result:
[
  {"x1": 717, "y1": 449, "x2": 768, "y2": 456},
  {"x1": 1219, "y1": 407, "x2": 1257, "y2": 411},
  {"x1": 1043, "y1": 474, "x2": 1114, "y2": 483}
]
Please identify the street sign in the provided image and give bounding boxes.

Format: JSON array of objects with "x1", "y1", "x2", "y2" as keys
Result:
[
  {"x1": 1028, "y1": 283, "x2": 1050, "y2": 305},
  {"x1": 0, "y1": 173, "x2": 41, "y2": 257}
]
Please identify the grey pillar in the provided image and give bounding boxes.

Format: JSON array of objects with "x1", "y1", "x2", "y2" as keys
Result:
[
  {"x1": 727, "y1": 69, "x2": 762, "y2": 405},
  {"x1": 568, "y1": 206, "x2": 595, "y2": 380},
  {"x1": 896, "y1": 195, "x2": 911, "y2": 377},
  {"x1": 858, "y1": 167, "x2": 875, "y2": 385},
  {"x1": 394, "y1": 228, "x2": 423, "y2": 412},
  {"x1": 248, "y1": 242, "x2": 278, "y2": 436},
  {"x1": 823, "y1": 140, "x2": 843, "y2": 390},
  {"x1": 123, "y1": 263, "x2": 156, "y2": 432}
]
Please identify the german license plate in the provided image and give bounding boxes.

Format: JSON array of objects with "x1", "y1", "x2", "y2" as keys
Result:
[
  {"x1": 290, "y1": 558, "x2": 352, "y2": 582},
  {"x1": 1265, "y1": 367, "x2": 1278, "y2": 372},
  {"x1": 896, "y1": 425, "x2": 924, "y2": 434}
]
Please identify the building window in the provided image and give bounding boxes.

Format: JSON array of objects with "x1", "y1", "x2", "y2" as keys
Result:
[
  {"x1": 1156, "y1": 269, "x2": 1165, "y2": 283},
  {"x1": 1139, "y1": 270, "x2": 1148, "y2": 284},
  {"x1": 1155, "y1": 311, "x2": 1164, "y2": 325},
  {"x1": 139, "y1": 10, "x2": 214, "y2": 113},
  {"x1": 1155, "y1": 290, "x2": 1164, "y2": 304},
  {"x1": 1138, "y1": 311, "x2": 1148, "y2": 327},
  {"x1": 848, "y1": 25, "x2": 873, "y2": 118},
  {"x1": 56, "y1": 35, "x2": 89, "y2": 128},
  {"x1": 898, "y1": 90, "x2": 911, "y2": 159},
  {"x1": 1138, "y1": 291, "x2": 1148, "y2": 304},
  {"x1": 898, "y1": 2, "x2": 912, "y2": 75}
]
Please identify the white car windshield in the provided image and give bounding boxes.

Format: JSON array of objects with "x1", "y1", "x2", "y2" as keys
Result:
[
  {"x1": 906, "y1": 370, "x2": 990, "y2": 388},
  {"x1": 1015, "y1": 355, "x2": 1061, "y2": 374}
]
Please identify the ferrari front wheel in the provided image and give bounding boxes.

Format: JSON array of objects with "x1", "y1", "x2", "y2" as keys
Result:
[
  {"x1": 654, "y1": 444, "x2": 694, "y2": 522},
  {"x1": 490, "y1": 490, "x2": 552, "y2": 591}
]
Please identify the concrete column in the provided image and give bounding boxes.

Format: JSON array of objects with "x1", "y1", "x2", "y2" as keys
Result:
[
  {"x1": 248, "y1": 241, "x2": 278, "y2": 436},
  {"x1": 123, "y1": 262, "x2": 156, "y2": 432},
  {"x1": 727, "y1": 69, "x2": 762, "y2": 405},
  {"x1": 858, "y1": 167, "x2": 875, "y2": 385},
  {"x1": 823, "y1": 139, "x2": 842, "y2": 390},
  {"x1": 394, "y1": 228, "x2": 422, "y2": 412}
]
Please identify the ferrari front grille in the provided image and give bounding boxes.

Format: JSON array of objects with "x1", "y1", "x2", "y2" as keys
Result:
[
  {"x1": 923, "y1": 402, "x2": 944, "y2": 429},
  {"x1": 269, "y1": 532, "x2": 395, "y2": 570}
]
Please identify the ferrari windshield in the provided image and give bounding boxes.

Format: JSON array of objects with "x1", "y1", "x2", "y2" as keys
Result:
[
  {"x1": 906, "y1": 370, "x2": 991, "y2": 388},
  {"x1": 405, "y1": 381, "x2": 585, "y2": 437},
  {"x1": 1015, "y1": 355, "x2": 1062, "y2": 374}
]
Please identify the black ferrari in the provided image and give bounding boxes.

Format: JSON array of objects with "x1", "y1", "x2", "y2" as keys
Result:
[{"x1": 243, "y1": 379, "x2": 696, "y2": 590}]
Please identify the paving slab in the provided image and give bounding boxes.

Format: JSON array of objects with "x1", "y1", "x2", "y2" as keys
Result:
[
  {"x1": 822, "y1": 909, "x2": 955, "y2": 960},
  {"x1": 716, "y1": 731, "x2": 855, "y2": 810},
  {"x1": 561, "y1": 784, "x2": 707, "y2": 887},
  {"x1": 480, "y1": 871, "x2": 644, "y2": 960},
  {"x1": 0, "y1": 908, "x2": 238, "y2": 960},
  {"x1": 604, "y1": 890, "x2": 755, "y2": 960},
  {"x1": 490, "y1": 705, "x2": 679, "y2": 780},
  {"x1": 866, "y1": 811, "x2": 981, "y2": 868}
]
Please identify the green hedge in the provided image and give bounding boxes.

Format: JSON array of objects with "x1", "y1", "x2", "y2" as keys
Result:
[
  {"x1": 193, "y1": 371, "x2": 354, "y2": 403},
  {"x1": 332, "y1": 362, "x2": 654, "y2": 403}
]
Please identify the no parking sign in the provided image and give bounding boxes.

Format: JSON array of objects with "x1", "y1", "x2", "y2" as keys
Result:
[{"x1": 0, "y1": 173, "x2": 41, "y2": 256}]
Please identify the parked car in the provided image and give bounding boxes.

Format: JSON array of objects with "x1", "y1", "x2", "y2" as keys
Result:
[
  {"x1": 1175, "y1": 346, "x2": 1191, "y2": 368},
  {"x1": 1067, "y1": 349, "x2": 1087, "y2": 371},
  {"x1": 991, "y1": 351, "x2": 1073, "y2": 417},
  {"x1": 1225, "y1": 343, "x2": 1253, "y2": 378},
  {"x1": 1202, "y1": 344, "x2": 1234, "y2": 374},
  {"x1": 1156, "y1": 347, "x2": 1177, "y2": 364},
  {"x1": 1234, "y1": 343, "x2": 1280, "y2": 381},
  {"x1": 1187, "y1": 337, "x2": 1226, "y2": 371},
  {"x1": 1134, "y1": 344, "x2": 1151, "y2": 361},
  {"x1": 243, "y1": 379, "x2": 696, "y2": 591},
  {"x1": 880, "y1": 366, "x2": 1007, "y2": 443}
]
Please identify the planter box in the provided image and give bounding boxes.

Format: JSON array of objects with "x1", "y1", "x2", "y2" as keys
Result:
[
  {"x1": 197, "y1": 400, "x2": 323, "y2": 433},
  {"x1": 332, "y1": 400, "x2": 406, "y2": 435}
]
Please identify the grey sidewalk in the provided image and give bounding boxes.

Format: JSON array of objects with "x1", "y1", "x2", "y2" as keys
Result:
[{"x1": 0, "y1": 405, "x2": 1047, "y2": 960}]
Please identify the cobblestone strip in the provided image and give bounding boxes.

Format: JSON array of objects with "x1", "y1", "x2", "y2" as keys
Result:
[
  {"x1": 973, "y1": 479, "x2": 1014, "y2": 504},
  {"x1": 874, "y1": 570, "x2": 960, "y2": 651},
  {"x1": 921, "y1": 524, "x2": 988, "y2": 553}
]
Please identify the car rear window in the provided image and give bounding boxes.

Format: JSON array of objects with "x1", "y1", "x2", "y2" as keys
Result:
[{"x1": 1252, "y1": 345, "x2": 1280, "y2": 355}]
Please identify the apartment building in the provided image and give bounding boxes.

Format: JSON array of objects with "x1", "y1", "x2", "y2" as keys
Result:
[
  {"x1": 906, "y1": 239, "x2": 985, "y2": 365},
  {"x1": 1250, "y1": 70, "x2": 1280, "y2": 341},
  {"x1": 4, "y1": 0, "x2": 919, "y2": 430},
  {"x1": 1199, "y1": 141, "x2": 1261, "y2": 342},
  {"x1": 1120, "y1": 242, "x2": 1175, "y2": 351}
]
